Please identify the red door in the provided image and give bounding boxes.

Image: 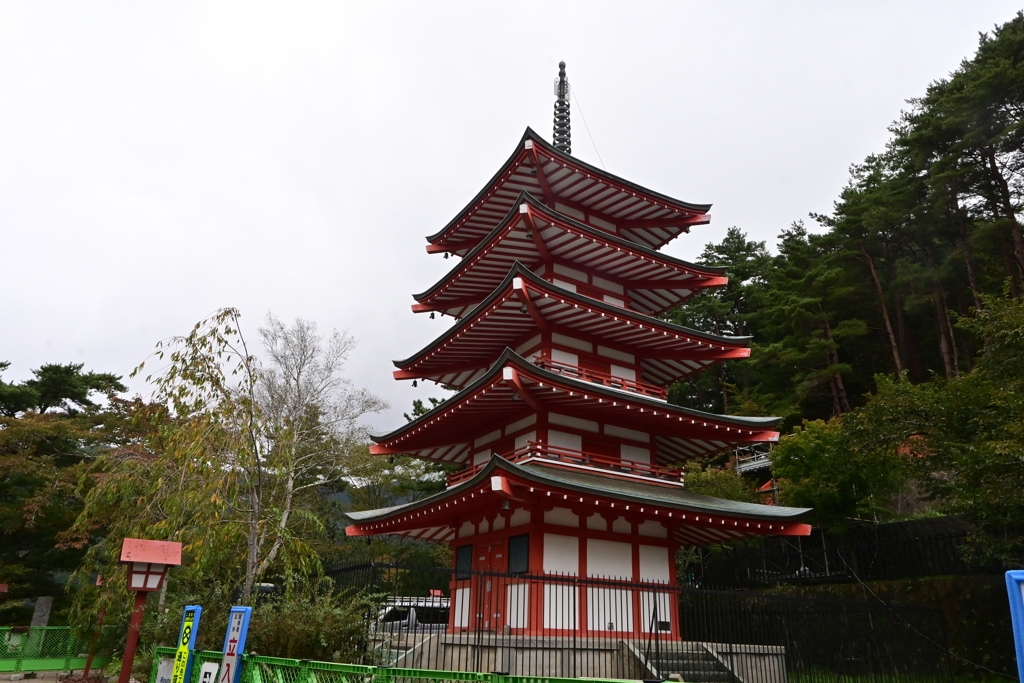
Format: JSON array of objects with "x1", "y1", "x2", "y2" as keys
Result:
[{"x1": 476, "y1": 542, "x2": 506, "y2": 630}]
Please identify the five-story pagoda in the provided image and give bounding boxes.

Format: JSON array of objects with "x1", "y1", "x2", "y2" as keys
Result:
[{"x1": 346, "y1": 63, "x2": 810, "y2": 639}]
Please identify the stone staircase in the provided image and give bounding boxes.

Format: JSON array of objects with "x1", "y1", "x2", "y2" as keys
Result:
[{"x1": 650, "y1": 646, "x2": 738, "y2": 683}]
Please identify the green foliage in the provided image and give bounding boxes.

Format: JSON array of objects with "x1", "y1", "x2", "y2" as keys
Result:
[
  {"x1": 664, "y1": 227, "x2": 769, "y2": 415},
  {"x1": 246, "y1": 582, "x2": 374, "y2": 662},
  {"x1": 772, "y1": 293, "x2": 1024, "y2": 560},
  {"x1": 0, "y1": 362, "x2": 126, "y2": 417},
  {"x1": 771, "y1": 418, "x2": 911, "y2": 530},
  {"x1": 0, "y1": 362, "x2": 134, "y2": 625},
  {"x1": 65, "y1": 308, "x2": 386, "y2": 634},
  {"x1": 682, "y1": 461, "x2": 759, "y2": 503},
  {"x1": 662, "y1": 13, "x2": 1024, "y2": 431},
  {"x1": 862, "y1": 295, "x2": 1024, "y2": 564}
]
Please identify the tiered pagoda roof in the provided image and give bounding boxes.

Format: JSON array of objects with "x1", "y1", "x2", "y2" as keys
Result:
[
  {"x1": 427, "y1": 129, "x2": 711, "y2": 254},
  {"x1": 395, "y1": 264, "x2": 750, "y2": 389},
  {"x1": 371, "y1": 349, "x2": 780, "y2": 465},
  {"x1": 346, "y1": 456, "x2": 809, "y2": 546},
  {"x1": 414, "y1": 192, "x2": 726, "y2": 318}
]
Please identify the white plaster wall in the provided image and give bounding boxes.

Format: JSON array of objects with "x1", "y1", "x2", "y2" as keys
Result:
[
  {"x1": 597, "y1": 344, "x2": 633, "y2": 362},
  {"x1": 505, "y1": 413, "x2": 537, "y2": 435},
  {"x1": 640, "y1": 591, "x2": 673, "y2": 633},
  {"x1": 458, "y1": 521, "x2": 475, "y2": 538},
  {"x1": 549, "y1": 413, "x2": 599, "y2": 433},
  {"x1": 553, "y1": 262, "x2": 587, "y2": 282},
  {"x1": 543, "y1": 533, "x2": 579, "y2": 575},
  {"x1": 586, "y1": 587, "x2": 634, "y2": 632},
  {"x1": 544, "y1": 507, "x2": 578, "y2": 528},
  {"x1": 553, "y1": 203, "x2": 585, "y2": 219},
  {"x1": 474, "y1": 429, "x2": 500, "y2": 447},
  {"x1": 587, "y1": 539, "x2": 633, "y2": 579},
  {"x1": 604, "y1": 295, "x2": 625, "y2": 307},
  {"x1": 592, "y1": 276, "x2": 624, "y2": 295},
  {"x1": 507, "y1": 584, "x2": 529, "y2": 628},
  {"x1": 552, "y1": 333, "x2": 593, "y2": 353},
  {"x1": 612, "y1": 517, "x2": 632, "y2": 534},
  {"x1": 514, "y1": 430, "x2": 536, "y2": 451},
  {"x1": 551, "y1": 348, "x2": 578, "y2": 367},
  {"x1": 473, "y1": 450, "x2": 490, "y2": 465},
  {"x1": 548, "y1": 429, "x2": 582, "y2": 452},
  {"x1": 621, "y1": 444, "x2": 650, "y2": 464},
  {"x1": 585, "y1": 514, "x2": 606, "y2": 531},
  {"x1": 453, "y1": 587, "x2": 471, "y2": 627},
  {"x1": 543, "y1": 584, "x2": 578, "y2": 629},
  {"x1": 610, "y1": 364, "x2": 636, "y2": 381},
  {"x1": 552, "y1": 279, "x2": 577, "y2": 293},
  {"x1": 510, "y1": 508, "x2": 531, "y2": 527},
  {"x1": 639, "y1": 545, "x2": 671, "y2": 583},
  {"x1": 638, "y1": 520, "x2": 667, "y2": 538},
  {"x1": 604, "y1": 424, "x2": 649, "y2": 442}
]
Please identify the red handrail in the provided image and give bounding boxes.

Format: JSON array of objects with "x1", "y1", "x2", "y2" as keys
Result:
[
  {"x1": 446, "y1": 441, "x2": 683, "y2": 487},
  {"x1": 534, "y1": 358, "x2": 666, "y2": 400}
]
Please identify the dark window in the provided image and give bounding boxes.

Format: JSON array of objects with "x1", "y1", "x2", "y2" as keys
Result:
[
  {"x1": 381, "y1": 607, "x2": 409, "y2": 623},
  {"x1": 508, "y1": 534, "x2": 529, "y2": 574},
  {"x1": 415, "y1": 606, "x2": 449, "y2": 624},
  {"x1": 455, "y1": 545, "x2": 472, "y2": 580}
]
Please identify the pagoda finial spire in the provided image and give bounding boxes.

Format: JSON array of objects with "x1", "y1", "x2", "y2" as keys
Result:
[{"x1": 553, "y1": 61, "x2": 571, "y2": 154}]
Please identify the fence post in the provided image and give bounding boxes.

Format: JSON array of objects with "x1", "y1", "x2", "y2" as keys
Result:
[{"x1": 373, "y1": 666, "x2": 393, "y2": 683}]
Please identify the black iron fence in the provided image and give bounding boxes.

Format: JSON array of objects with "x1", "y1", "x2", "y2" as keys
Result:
[
  {"x1": 324, "y1": 562, "x2": 952, "y2": 683},
  {"x1": 692, "y1": 516, "x2": 1000, "y2": 589}
]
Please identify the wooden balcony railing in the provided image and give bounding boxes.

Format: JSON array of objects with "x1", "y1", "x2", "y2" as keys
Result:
[
  {"x1": 447, "y1": 441, "x2": 684, "y2": 487},
  {"x1": 534, "y1": 358, "x2": 667, "y2": 400}
]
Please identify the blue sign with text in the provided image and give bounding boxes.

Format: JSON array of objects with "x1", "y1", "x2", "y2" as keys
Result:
[
  {"x1": 1005, "y1": 571, "x2": 1024, "y2": 683},
  {"x1": 218, "y1": 606, "x2": 252, "y2": 683}
]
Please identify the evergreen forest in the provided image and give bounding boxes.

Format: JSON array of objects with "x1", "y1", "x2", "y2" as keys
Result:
[{"x1": 666, "y1": 13, "x2": 1024, "y2": 564}]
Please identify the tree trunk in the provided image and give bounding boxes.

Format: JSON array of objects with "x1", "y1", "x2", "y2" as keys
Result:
[
  {"x1": 985, "y1": 148, "x2": 1024, "y2": 288},
  {"x1": 256, "y1": 472, "x2": 295, "y2": 577},
  {"x1": 945, "y1": 303, "x2": 961, "y2": 377},
  {"x1": 933, "y1": 288, "x2": 956, "y2": 379},
  {"x1": 1004, "y1": 241, "x2": 1021, "y2": 298},
  {"x1": 827, "y1": 374, "x2": 843, "y2": 417},
  {"x1": 718, "y1": 363, "x2": 729, "y2": 414},
  {"x1": 953, "y1": 205, "x2": 984, "y2": 310},
  {"x1": 860, "y1": 247, "x2": 903, "y2": 377},
  {"x1": 924, "y1": 250, "x2": 956, "y2": 379},
  {"x1": 819, "y1": 309, "x2": 852, "y2": 413},
  {"x1": 240, "y1": 486, "x2": 262, "y2": 603}
]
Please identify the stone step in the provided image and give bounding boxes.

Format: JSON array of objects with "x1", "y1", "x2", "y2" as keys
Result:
[
  {"x1": 657, "y1": 653, "x2": 718, "y2": 662},
  {"x1": 664, "y1": 669, "x2": 733, "y2": 683},
  {"x1": 655, "y1": 656, "x2": 721, "y2": 668}
]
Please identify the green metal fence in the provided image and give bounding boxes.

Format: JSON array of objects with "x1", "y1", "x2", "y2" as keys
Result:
[
  {"x1": 151, "y1": 647, "x2": 637, "y2": 683},
  {"x1": 0, "y1": 626, "x2": 114, "y2": 673}
]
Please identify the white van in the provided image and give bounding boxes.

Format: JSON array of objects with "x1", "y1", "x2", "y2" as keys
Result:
[{"x1": 374, "y1": 596, "x2": 450, "y2": 633}]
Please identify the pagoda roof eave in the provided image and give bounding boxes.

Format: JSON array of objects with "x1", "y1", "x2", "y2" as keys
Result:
[
  {"x1": 370, "y1": 348, "x2": 780, "y2": 448},
  {"x1": 425, "y1": 128, "x2": 712, "y2": 250},
  {"x1": 413, "y1": 191, "x2": 726, "y2": 307},
  {"x1": 393, "y1": 262, "x2": 751, "y2": 371},
  {"x1": 345, "y1": 455, "x2": 810, "y2": 526}
]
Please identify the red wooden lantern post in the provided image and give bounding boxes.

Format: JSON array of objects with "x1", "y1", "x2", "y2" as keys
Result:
[{"x1": 117, "y1": 539, "x2": 181, "y2": 683}]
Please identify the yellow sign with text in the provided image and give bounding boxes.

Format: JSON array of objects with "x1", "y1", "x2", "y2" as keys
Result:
[{"x1": 170, "y1": 608, "x2": 198, "y2": 683}]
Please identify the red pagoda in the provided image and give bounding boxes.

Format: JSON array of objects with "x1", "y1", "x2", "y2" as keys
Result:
[{"x1": 347, "y1": 63, "x2": 810, "y2": 640}]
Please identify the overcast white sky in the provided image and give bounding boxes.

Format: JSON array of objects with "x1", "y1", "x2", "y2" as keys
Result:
[{"x1": 2, "y1": 2, "x2": 1020, "y2": 431}]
